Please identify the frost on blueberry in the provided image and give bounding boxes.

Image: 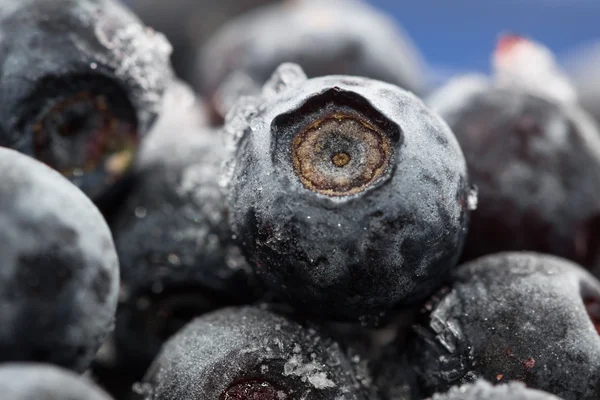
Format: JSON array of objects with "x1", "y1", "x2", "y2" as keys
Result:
[
  {"x1": 224, "y1": 63, "x2": 470, "y2": 320},
  {"x1": 0, "y1": 148, "x2": 119, "y2": 372},
  {"x1": 199, "y1": 0, "x2": 426, "y2": 120},
  {"x1": 111, "y1": 81, "x2": 261, "y2": 372},
  {"x1": 0, "y1": 0, "x2": 173, "y2": 203},
  {"x1": 411, "y1": 252, "x2": 600, "y2": 400},
  {"x1": 0, "y1": 363, "x2": 114, "y2": 400},
  {"x1": 431, "y1": 379, "x2": 563, "y2": 400},
  {"x1": 137, "y1": 306, "x2": 373, "y2": 400}
]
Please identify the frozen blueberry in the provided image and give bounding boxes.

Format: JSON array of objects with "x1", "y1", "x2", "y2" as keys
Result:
[
  {"x1": 0, "y1": 147, "x2": 119, "y2": 372},
  {"x1": 224, "y1": 63, "x2": 471, "y2": 321},
  {"x1": 110, "y1": 81, "x2": 261, "y2": 372},
  {"x1": 137, "y1": 306, "x2": 373, "y2": 400},
  {"x1": 199, "y1": 0, "x2": 426, "y2": 120},
  {"x1": 410, "y1": 252, "x2": 600, "y2": 400},
  {"x1": 430, "y1": 379, "x2": 563, "y2": 400},
  {"x1": 0, "y1": 363, "x2": 114, "y2": 399},
  {"x1": 427, "y1": 35, "x2": 600, "y2": 269},
  {"x1": 127, "y1": 0, "x2": 277, "y2": 84},
  {"x1": 0, "y1": 0, "x2": 173, "y2": 204}
]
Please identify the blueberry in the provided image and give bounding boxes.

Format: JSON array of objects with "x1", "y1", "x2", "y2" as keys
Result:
[
  {"x1": 127, "y1": 0, "x2": 277, "y2": 84},
  {"x1": 199, "y1": 0, "x2": 426, "y2": 120},
  {"x1": 410, "y1": 252, "x2": 600, "y2": 399},
  {"x1": 428, "y1": 77, "x2": 600, "y2": 269},
  {"x1": 0, "y1": 363, "x2": 114, "y2": 399},
  {"x1": 0, "y1": 147, "x2": 119, "y2": 372},
  {"x1": 428, "y1": 37, "x2": 600, "y2": 269},
  {"x1": 137, "y1": 306, "x2": 373, "y2": 399},
  {"x1": 224, "y1": 63, "x2": 470, "y2": 320},
  {"x1": 110, "y1": 81, "x2": 261, "y2": 372},
  {"x1": 0, "y1": 0, "x2": 173, "y2": 204},
  {"x1": 430, "y1": 379, "x2": 563, "y2": 400}
]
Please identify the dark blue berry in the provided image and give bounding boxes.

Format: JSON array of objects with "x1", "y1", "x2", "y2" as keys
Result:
[
  {"x1": 224, "y1": 64, "x2": 470, "y2": 321},
  {"x1": 410, "y1": 252, "x2": 600, "y2": 400},
  {"x1": 138, "y1": 306, "x2": 373, "y2": 399},
  {"x1": 428, "y1": 79, "x2": 600, "y2": 273},
  {"x1": 0, "y1": 147, "x2": 119, "y2": 372}
]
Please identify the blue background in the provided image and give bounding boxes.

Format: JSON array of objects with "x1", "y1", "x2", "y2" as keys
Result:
[{"x1": 368, "y1": 0, "x2": 599, "y2": 79}]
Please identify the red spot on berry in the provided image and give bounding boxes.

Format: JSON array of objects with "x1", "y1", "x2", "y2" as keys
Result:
[
  {"x1": 584, "y1": 297, "x2": 600, "y2": 335},
  {"x1": 522, "y1": 357, "x2": 535, "y2": 370}
]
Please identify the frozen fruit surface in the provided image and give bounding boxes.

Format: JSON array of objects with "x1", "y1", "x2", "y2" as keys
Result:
[
  {"x1": 430, "y1": 379, "x2": 563, "y2": 400},
  {"x1": 224, "y1": 63, "x2": 470, "y2": 320},
  {"x1": 0, "y1": 0, "x2": 173, "y2": 202},
  {"x1": 199, "y1": 0, "x2": 425, "y2": 118},
  {"x1": 138, "y1": 306, "x2": 372, "y2": 400},
  {"x1": 411, "y1": 252, "x2": 600, "y2": 400},
  {"x1": 428, "y1": 77, "x2": 600, "y2": 269},
  {"x1": 0, "y1": 147, "x2": 119, "y2": 372},
  {"x1": 0, "y1": 363, "x2": 114, "y2": 400},
  {"x1": 111, "y1": 81, "x2": 261, "y2": 371}
]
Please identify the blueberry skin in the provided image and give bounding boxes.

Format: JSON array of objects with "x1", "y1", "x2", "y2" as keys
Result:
[
  {"x1": 428, "y1": 79, "x2": 600, "y2": 271},
  {"x1": 110, "y1": 81, "x2": 260, "y2": 370},
  {"x1": 0, "y1": 147, "x2": 119, "y2": 372},
  {"x1": 225, "y1": 64, "x2": 470, "y2": 320},
  {"x1": 0, "y1": 363, "x2": 114, "y2": 400},
  {"x1": 138, "y1": 306, "x2": 374, "y2": 400},
  {"x1": 410, "y1": 252, "x2": 600, "y2": 400},
  {"x1": 199, "y1": 0, "x2": 425, "y2": 114},
  {"x1": 0, "y1": 0, "x2": 173, "y2": 201},
  {"x1": 430, "y1": 380, "x2": 563, "y2": 400}
]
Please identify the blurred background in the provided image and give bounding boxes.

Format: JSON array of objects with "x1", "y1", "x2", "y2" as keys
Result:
[
  {"x1": 371, "y1": 0, "x2": 600, "y2": 82},
  {"x1": 123, "y1": 0, "x2": 600, "y2": 86}
]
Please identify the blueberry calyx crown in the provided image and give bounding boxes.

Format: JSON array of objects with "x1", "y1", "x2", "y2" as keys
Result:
[
  {"x1": 275, "y1": 87, "x2": 401, "y2": 198},
  {"x1": 292, "y1": 111, "x2": 393, "y2": 197},
  {"x1": 15, "y1": 73, "x2": 139, "y2": 199}
]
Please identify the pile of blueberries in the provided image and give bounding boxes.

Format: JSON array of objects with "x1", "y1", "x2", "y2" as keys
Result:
[{"x1": 1, "y1": 0, "x2": 600, "y2": 399}]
